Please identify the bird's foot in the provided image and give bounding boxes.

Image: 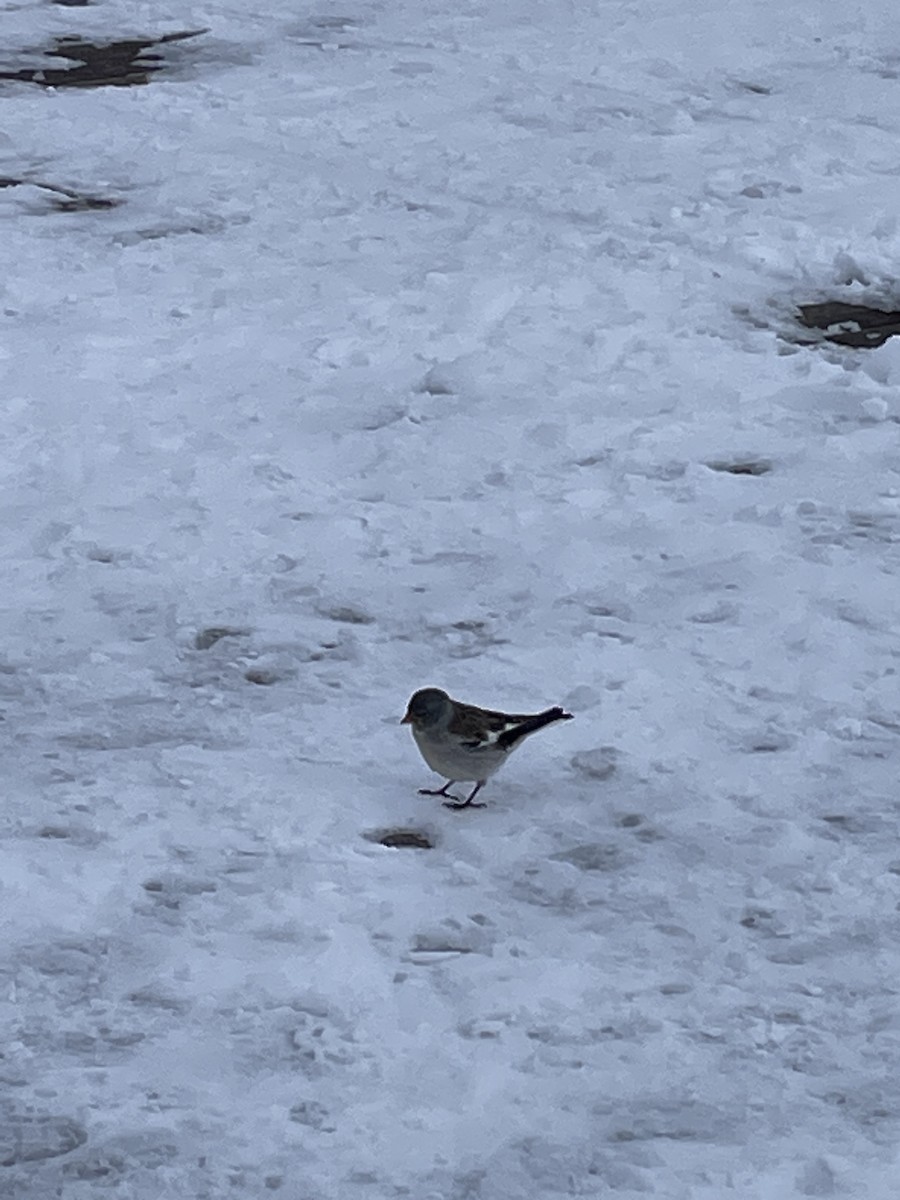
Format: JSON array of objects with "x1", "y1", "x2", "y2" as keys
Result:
[
  {"x1": 418, "y1": 785, "x2": 461, "y2": 802},
  {"x1": 442, "y1": 782, "x2": 486, "y2": 810},
  {"x1": 443, "y1": 799, "x2": 486, "y2": 810}
]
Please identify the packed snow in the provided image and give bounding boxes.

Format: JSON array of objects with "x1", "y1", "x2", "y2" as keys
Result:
[{"x1": 2, "y1": 0, "x2": 900, "y2": 1195}]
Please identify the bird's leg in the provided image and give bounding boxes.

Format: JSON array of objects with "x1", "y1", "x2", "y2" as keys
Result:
[
  {"x1": 443, "y1": 781, "x2": 486, "y2": 810},
  {"x1": 418, "y1": 781, "x2": 462, "y2": 802}
]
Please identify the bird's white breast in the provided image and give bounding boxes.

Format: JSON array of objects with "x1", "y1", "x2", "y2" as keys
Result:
[{"x1": 412, "y1": 726, "x2": 506, "y2": 783}]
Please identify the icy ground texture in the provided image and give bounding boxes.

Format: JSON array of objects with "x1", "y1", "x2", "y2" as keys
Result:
[{"x1": 2, "y1": 0, "x2": 900, "y2": 1195}]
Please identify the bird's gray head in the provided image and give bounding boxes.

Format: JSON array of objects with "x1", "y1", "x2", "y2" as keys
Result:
[{"x1": 402, "y1": 688, "x2": 450, "y2": 728}]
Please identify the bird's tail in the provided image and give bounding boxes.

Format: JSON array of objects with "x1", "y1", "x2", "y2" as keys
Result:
[{"x1": 496, "y1": 707, "x2": 573, "y2": 751}]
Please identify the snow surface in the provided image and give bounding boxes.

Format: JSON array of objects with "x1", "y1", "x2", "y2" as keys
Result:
[{"x1": 2, "y1": 0, "x2": 900, "y2": 1195}]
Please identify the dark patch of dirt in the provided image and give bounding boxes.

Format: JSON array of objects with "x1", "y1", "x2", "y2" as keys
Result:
[
  {"x1": 194, "y1": 627, "x2": 250, "y2": 651},
  {"x1": 706, "y1": 459, "x2": 772, "y2": 476},
  {"x1": 0, "y1": 29, "x2": 207, "y2": 88},
  {"x1": 0, "y1": 175, "x2": 121, "y2": 212},
  {"x1": 244, "y1": 668, "x2": 293, "y2": 686},
  {"x1": 796, "y1": 301, "x2": 900, "y2": 348},
  {"x1": 365, "y1": 828, "x2": 434, "y2": 849}
]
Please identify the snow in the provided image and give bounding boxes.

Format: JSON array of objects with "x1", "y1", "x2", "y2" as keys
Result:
[{"x1": 2, "y1": 0, "x2": 900, "y2": 1194}]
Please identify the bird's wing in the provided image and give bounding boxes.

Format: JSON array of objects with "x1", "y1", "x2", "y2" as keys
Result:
[{"x1": 449, "y1": 703, "x2": 570, "y2": 750}]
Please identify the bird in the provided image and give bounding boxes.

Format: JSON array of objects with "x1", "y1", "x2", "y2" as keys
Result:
[{"x1": 401, "y1": 687, "x2": 574, "y2": 809}]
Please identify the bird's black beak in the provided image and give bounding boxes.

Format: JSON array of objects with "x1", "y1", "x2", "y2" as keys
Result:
[{"x1": 400, "y1": 711, "x2": 412, "y2": 724}]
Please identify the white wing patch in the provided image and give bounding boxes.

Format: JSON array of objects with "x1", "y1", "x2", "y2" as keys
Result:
[{"x1": 463, "y1": 719, "x2": 529, "y2": 750}]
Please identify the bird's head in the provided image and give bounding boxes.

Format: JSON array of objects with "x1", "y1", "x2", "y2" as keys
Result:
[{"x1": 401, "y1": 688, "x2": 450, "y2": 728}]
